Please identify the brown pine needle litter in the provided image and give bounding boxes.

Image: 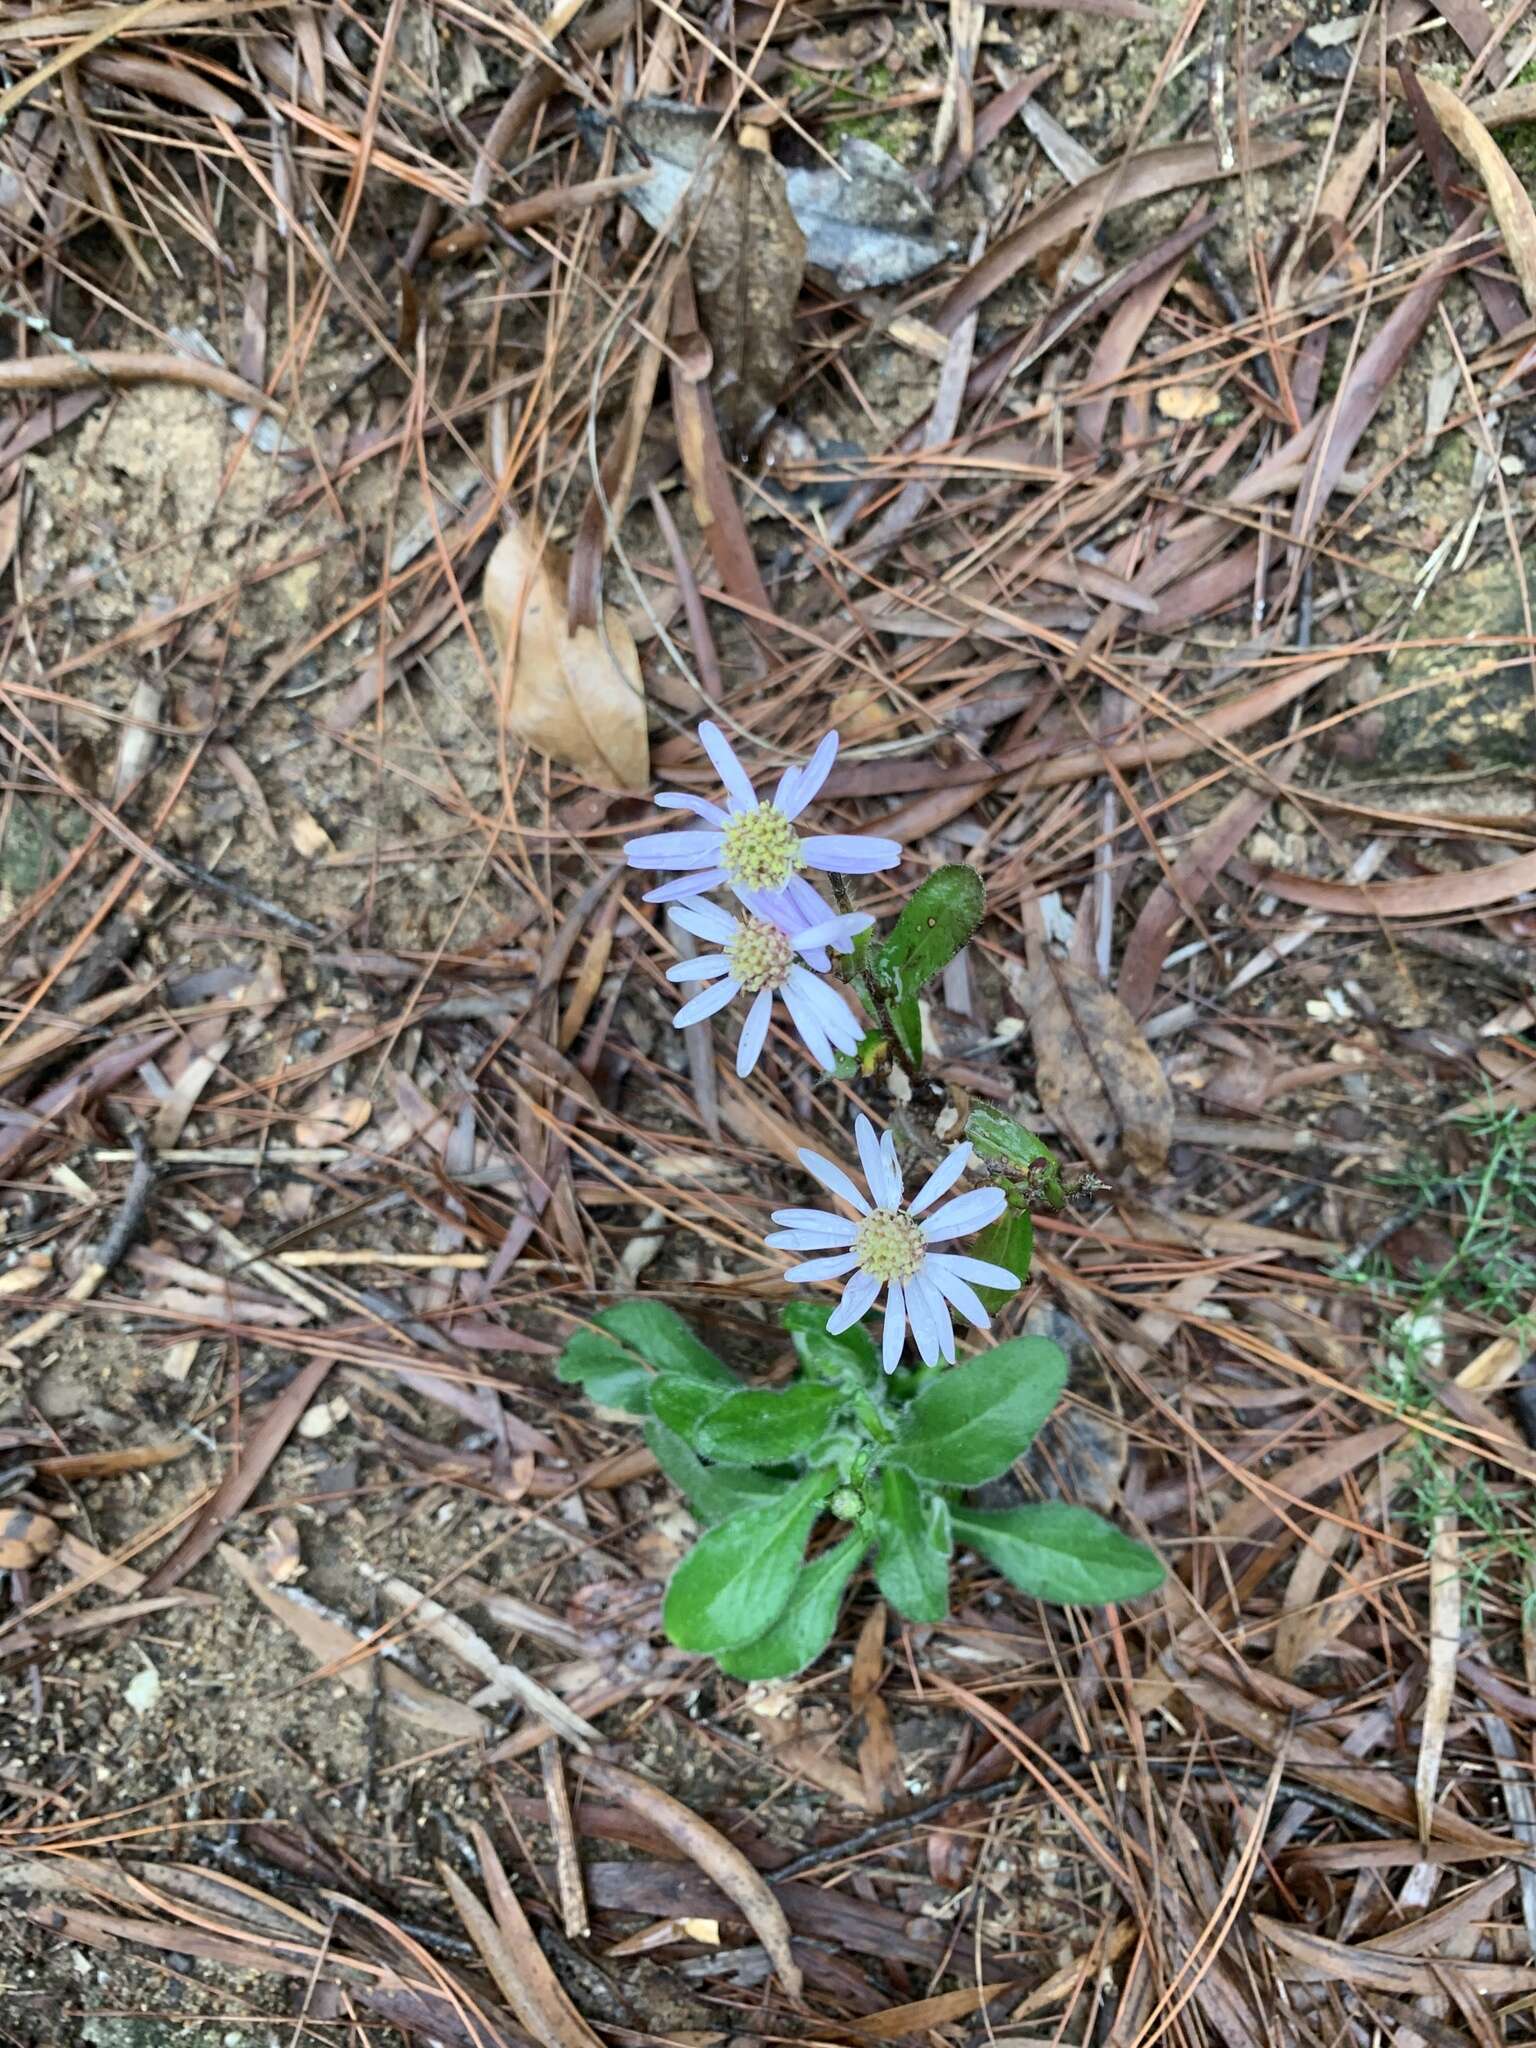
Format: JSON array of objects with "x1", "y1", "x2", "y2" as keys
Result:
[{"x1": 2, "y1": 6, "x2": 1536, "y2": 2047}]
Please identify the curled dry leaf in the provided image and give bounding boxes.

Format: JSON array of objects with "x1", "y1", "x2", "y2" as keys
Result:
[
  {"x1": 439, "y1": 1822, "x2": 603, "y2": 2048},
  {"x1": 483, "y1": 516, "x2": 648, "y2": 792},
  {"x1": 608, "y1": 101, "x2": 804, "y2": 451},
  {"x1": 1416, "y1": 76, "x2": 1536, "y2": 311},
  {"x1": 580, "y1": 1756, "x2": 802, "y2": 1999},
  {"x1": 1022, "y1": 959, "x2": 1173, "y2": 1176},
  {"x1": 613, "y1": 103, "x2": 954, "y2": 288}
]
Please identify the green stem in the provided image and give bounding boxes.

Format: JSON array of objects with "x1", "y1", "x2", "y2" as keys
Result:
[{"x1": 828, "y1": 873, "x2": 921, "y2": 1081}]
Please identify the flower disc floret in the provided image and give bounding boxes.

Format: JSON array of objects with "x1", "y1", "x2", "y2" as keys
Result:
[
  {"x1": 854, "y1": 1207, "x2": 926, "y2": 1284},
  {"x1": 720, "y1": 806, "x2": 804, "y2": 893},
  {"x1": 727, "y1": 917, "x2": 795, "y2": 993}
]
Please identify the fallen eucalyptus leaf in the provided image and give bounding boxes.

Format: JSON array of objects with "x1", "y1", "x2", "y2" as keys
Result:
[
  {"x1": 483, "y1": 516, "x2": 649, "y2": 791},
  {"x1": 608, "y1": 100, "x2": 804, "y2": 451},
  {"x1": 1415, "y1": 76, "x2": 1536, "y2": 312}
]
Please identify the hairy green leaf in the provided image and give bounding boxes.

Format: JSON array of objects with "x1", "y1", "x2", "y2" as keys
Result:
[
  {"x1": 717, "y1": 1534, "x2": 866, "y2": 1679},
  {"x1": 696, "y1": 1383, "x2": 842, "y2": 1466},
  {"x1": 782, "y1": 1301, "x2": 878, "y2": 1387},
  {"x1": 874, "y1": 865, "x2": 985, "y2": 1003},
  {"x1": 871, "y1": 1465, "x2": 951, "y2": 1622},
  {"x1": 662, "y1": 1471, "x2": 831, "y2": 1653},
  {"x1": 888, "y1": 1337, "x2": 1067, "y2": 1486},
  {"x1": 964, "y1": 1106, "x2": 1066, "y2": 1210},
  {"x1": 597, "y1": 1302, "x2": 733, "y2": 1383},
  {"x1": 967, "y1": 1205, "x2": 1033, "y2": 1309},
  {"x1": 645, "y1": 1420, "x2": 791, "y2": 1526},
  {"x1": 953, "y1": 1502, "x2": 1164, "y2": 1605},
  {"x1": 555, "y1": 1327, "x2": 653, "y2": 1416},
  {"x1": 649, "y1": 1374, "x2": 731, "y2": 1446}
]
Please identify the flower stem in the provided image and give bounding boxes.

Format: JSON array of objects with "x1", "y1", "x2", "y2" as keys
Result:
[{"x1": 829, "y1": 873, "x2": 922, "y2": 1081}]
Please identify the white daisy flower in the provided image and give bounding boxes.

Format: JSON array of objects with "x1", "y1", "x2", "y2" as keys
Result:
[
  {"x1": 766, "y1": 1115, "x2": 1020, "y2": 1372},
  {"x1": 667, "y1": 898, "x2": 873, "y2": 1077},
  {"x1": 624, "y1": 720, "x2": 902, "y2": 923}
]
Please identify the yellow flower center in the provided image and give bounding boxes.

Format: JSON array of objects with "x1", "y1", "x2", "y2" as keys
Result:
[
  {"x1": 720, "y1": 805, "x2": 804, "y2": 891},
  {"x1": 855, "y1": 1207, "x2": 926, "y2": 1284},
  {"x1": 727, "y1": 917, "x2": 795, "y2": 994}
]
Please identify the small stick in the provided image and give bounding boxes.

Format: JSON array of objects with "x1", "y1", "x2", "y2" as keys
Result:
[
  {"x1": 5, "y1": 1128, "x2": 157, "y2": 1353},
  {"x1": 540, "y1": 1737, "x2": 590, "y2": 1938},
  {"x1": 0, "y1": 350, "x2": 281, "y2": 413}
]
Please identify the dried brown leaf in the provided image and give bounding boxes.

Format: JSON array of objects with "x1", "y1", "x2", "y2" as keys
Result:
[
  {"x1": 484, "y1": 516, "x2": 648, "y2": 791},
  {"x1": 1257, "y1": 1914, "x2": 1536, "y2": 1995},
  {"x1": 452, "y1": 1822, "x2": 602, "y2": 2048},
  {"x1": 1417, "y1": 76, "x2": 1536, "y2": 310},
  {"x1": 581, "y1": 1758, "x2": 802, "y2": 1998},
  {"x1": 1023, "y1": 959, "x2": 1173, "y2": 1175},
  {"x1": 1118, "y1": 760, "x2": 1293, "y2": 1018},
  {"x1": 0, "y1": 1506, "x2": 59, "y2": 1569},
  {"x1": 616, "y1": 102, "x2": 804, "y2": 450},
  {"x1": 1257, "y1": 847, "x2": 1536, "y2": 916},
  {"x1": 844, "y1": 1983, "x2": 1019, "y2": 2040}
]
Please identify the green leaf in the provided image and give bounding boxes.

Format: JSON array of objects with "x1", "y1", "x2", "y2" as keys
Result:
[
  {"x1": 649, "y1": 1374, "x2": 731, "y2": 1446},
  {"x1": 782, "y1": 1301, "x2": 878, "y2": 1387},
  {"x1": 717, "y1": 1534, "x2": 866, "y2": 1679},
  {"x1": 555, "y1": 1327, "x2": 653, "y2": 1416},
  {"x1": 645, "y1": 1420, "x2": 791, "y2": 1526},
  {"x1": 597, "y1": 1302, "x2": 733, "y2": 1383},
  {"x1": 953, "y1": 1503, "x2": 1164, "y2": 1605},
  {"x1": 889, "y1": 993, "x2": 923, "y2": 1070},
  {"x1": 967, "y1": 1205, "x2": 1033, "y2": 1309},
  {"x1": 663, "y1": 1472, "x2": 832, "y2": 1653},
  {"x1": 697, "y1": 1383, "x2": 842, "y2": 1466},
  {"x1": 871, "y1": 1466, "x2": 951, "y2": 1623},
  {"x1": 964, "y1": 1107, "x2": 1066, "y2": 1211},
  {"x1": 888, "y1": 1337, "x2": 1067, "y2": 1486},
  {"x1": 874, "y1": 865, "x2": 985, "y2": 1003}
]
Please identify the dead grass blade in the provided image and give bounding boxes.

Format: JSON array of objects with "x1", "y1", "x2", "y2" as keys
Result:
[
  {"x1": 580, "y1": 1757, "x2": 802, "y2": 1999},
  {"x1": 937, "y1": 137, "x2": 1300, "y2": 331}
]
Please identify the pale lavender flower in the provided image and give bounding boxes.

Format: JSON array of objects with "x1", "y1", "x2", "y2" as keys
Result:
[
  {"x1": 766, "y1": 1115, "x2": 1018, "y2": 1372},
  {"x1": 624, "y1": 720, "x2": 901, "y2": 924},
  {"x1": 667, "y1": 898, "x2": 872, "y2": 1077}
]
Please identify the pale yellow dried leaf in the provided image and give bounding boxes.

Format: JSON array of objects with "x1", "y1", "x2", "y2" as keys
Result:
[
  {"x1": 289, "y1": 810, "x2": 335, "y2": 858},
  {"x1": 484, "y1": 518, "x2": 649, "y2": 791},
  {"x1": 1156, "y1": 382, "x2": 1221, "y2": 421},
  {"x1": 1418, "y1": 76, "x2": 1536, "y2": 311}
]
